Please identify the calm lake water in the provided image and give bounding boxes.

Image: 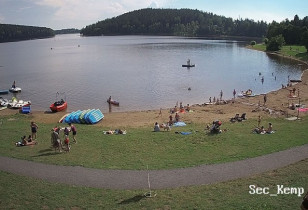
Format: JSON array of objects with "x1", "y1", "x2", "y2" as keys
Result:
[{"x1": 0, "y1": 34, "x2": 306, "y2": 112}]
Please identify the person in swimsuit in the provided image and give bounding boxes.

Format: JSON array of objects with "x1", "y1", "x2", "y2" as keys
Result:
[
  {"x1": 69, "y1": 123, "x2": 77, "y2": 143},
  {"x1": 30, "y1": 121, "x2": 38, "y2": 140}
]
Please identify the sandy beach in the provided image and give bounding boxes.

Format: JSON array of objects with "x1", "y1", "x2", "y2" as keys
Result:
[{"x1": 1, "y1": 68, "x2": 308, "y2": 128}]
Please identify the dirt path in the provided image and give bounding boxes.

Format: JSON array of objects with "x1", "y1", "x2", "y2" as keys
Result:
[{"x1": 1, "y1": 144, "x2": 307, "y2": 190}]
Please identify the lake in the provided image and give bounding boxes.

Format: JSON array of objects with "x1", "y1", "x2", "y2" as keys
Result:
[{"x1": 0, "y1": 34, "x2": 305, "y2": 112}]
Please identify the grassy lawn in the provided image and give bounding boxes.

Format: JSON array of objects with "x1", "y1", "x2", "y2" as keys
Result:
[
  {"x1": 0, "y1": 113, "x2": 307, "y2": 170},
  {"x1": 251, "y1": 44, "x2": 308, "y2": 62},
  {"x1": 0, "y1": 158, "x2": 307, "y2": 209}
]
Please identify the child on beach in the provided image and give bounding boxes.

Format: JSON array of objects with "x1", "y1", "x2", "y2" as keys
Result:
[{"x1": 64, "y1": 136, "x2": 70, "y2": 152}]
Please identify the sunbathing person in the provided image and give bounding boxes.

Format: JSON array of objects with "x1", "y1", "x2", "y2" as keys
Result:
[
  {"x1": 266, "y1": 123, "x2": 274, "y2": 134},
  {"x1": 16, "y1": 135, "x2": 37, "y2": 146},
  {"x1": 253, "y1": 126, "x2": 265, "y2": 134},
  {"x1": 154, "y1": 122, "x2": 160, "y2": 132}
]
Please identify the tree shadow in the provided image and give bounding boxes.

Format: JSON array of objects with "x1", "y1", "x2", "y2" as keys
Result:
[{"x1": 118, "y1": 194, "x2": 145, "y2": 205}]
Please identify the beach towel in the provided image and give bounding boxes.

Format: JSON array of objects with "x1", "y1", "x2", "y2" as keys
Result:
[
  {"x1": 298, "y1": 108, "x2": 308, "y2": 112},
  {"x1": 103, "y1": 130, "x2": 127, "y2": 135},
  {"x1": 180, "y1": 132, "x2": 192, "y2": 135},
  {"x1": 173, "y1": 122, "x2": 186, "y2": 127}
]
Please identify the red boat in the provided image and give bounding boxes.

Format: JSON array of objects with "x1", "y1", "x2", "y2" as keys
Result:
[
  {"x1": 50, "y1": 99, "x2": 67, "y2": 112},
  {"x1": 50, "y1": 92, "x2": 67, "y2": 112}
]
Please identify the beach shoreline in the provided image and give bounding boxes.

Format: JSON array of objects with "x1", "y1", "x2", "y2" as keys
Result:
[{"x1": 1, "y1": 69, "x2": 307, "y2": 128}]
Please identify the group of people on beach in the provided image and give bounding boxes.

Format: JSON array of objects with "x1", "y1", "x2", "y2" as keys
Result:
[
  {"x1": 154, "y1": 101, "x2": 191, "y2": 132},
  {"x1": 170, "y1": 102, "x2": 191, "y2": 114},
  {"x1": 51, "y1": 123, "x2": 77, "y2": 152}
]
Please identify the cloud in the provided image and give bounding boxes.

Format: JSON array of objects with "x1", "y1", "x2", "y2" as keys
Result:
[
  {"x1": 0, "y1": 14, "x2": 5, "y2": 23},
  {"x1": 27, "y1": 0, "x2": 173, "y2": 28},
  {"x1": 149, "y1": 1, "x2": 158, "y2": 8}
]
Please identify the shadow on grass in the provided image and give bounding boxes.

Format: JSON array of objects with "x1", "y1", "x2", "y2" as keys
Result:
[
  {"x1": 38, "y1": 148, "x2": 53, "y2": 153},
  {"x1": 32, "y1": 152, "x2": 62, "y2": 157},
  {"x1": 118, "y1": 194, "x2": 145, "y2": 205}
]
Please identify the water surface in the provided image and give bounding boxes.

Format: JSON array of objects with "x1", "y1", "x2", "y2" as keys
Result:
[{"x1": 0, "y1": 35, "x2": 305, "y2": 112}]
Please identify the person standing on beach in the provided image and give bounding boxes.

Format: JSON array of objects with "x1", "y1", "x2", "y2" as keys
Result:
[
  {"x1": 30, "y1": 121, "x2": 38, "y2": 140},
  {"x1": 233, "y1": 89, "x2": 236, "y2": 99},
  {"x1": 257, "y1": 115, "x2": 261, "y2": 128},
  {"x1": 263, "y1": 94, "x2": 267, "y2": 106},
  {"x1": 69, "y1": 123, "x2": 77, "y2": 143},
  {"x1": 220, "y1": 90, "x2": 223, "y2": 101}
]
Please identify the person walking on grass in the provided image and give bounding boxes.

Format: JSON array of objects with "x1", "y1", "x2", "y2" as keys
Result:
[{"x1": 69, "y1": 123, "x2": 77, "y2": 143}]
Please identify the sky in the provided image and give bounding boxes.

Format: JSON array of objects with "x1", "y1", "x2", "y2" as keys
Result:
[{"x1": 0, "y1": 0, "x2": 307, "y2": 30}]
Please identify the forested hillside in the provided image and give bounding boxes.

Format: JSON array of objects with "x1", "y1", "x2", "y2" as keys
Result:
[
  {"x1": 80, "y1": 8, "x2": 267, "y2": 37},
  {"x1": 0, "y1": 24, "x2": 54, "y2": 43},
  {"x1": 266, "y1": 15, "x2": 308, "y2": 51}
]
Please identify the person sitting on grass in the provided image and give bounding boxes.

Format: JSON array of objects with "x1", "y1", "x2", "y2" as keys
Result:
[
  {"x1": 16, "y1": 135, "x2": 37, "y2": 146},
  {"x1": 266, "y1": 122, "x2": 274, "y2": 134},
  {"x1": 253, "y1": 126, "x2": 266, "y2": 134},
  {"x1": 154, "y1": 122, "x2": 160, "y2": 132}
]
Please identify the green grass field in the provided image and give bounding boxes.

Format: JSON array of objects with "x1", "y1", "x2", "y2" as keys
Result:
[
  {"x1": 0, "y1": 158, "x2": 307, "y2": 209},
  {"x1": 0, "y1": 113, "x2": 307, "y2": 170},
  {"x1": 251, "y1": 44, "x2": 308, "y2": 62}
]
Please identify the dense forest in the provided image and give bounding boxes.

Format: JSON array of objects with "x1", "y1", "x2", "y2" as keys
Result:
[
  {"x1": 80, "y1": 8, "x2": 268, "y2": 38},
  {"x1": 0, "y1": 24, "x2": 54, "y2": 43},
  {"x1": 265, "y1": 15, "x2": 308, "y2": 51},
  {"x1": 55, "y1": 28, "x2": 80, "y2": 35}
]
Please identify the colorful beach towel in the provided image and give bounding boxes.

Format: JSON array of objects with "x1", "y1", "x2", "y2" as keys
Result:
[
  {"x1": 298, "y1": 108, "x2": 308, "y2": 112},
  {"x1": 173, "y1": 122, "x2": 187, "y2": 127},
  {"x1": 180, "y1": 132, "x2": 192, "y2": 135}
]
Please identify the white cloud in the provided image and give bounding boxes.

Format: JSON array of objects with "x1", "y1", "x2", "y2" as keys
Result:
[
  {"x1": 0, "y1": 14, "x2": 5, "y2": 23},
  {"x1": 149, "y1": 1, "x2": 158, "y2": 8},
  {"x1": 28, "y1": 0, "x2": 171, "y2": 28}
]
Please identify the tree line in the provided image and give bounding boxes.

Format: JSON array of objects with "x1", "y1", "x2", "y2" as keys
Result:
[
  {"x1": 0, "y1": 24, "x2": 54, "y2": 43},
  {"x1": 55, "y1": 28, "x2": 80, "y2": 35},
  {"x1": 80, "y1": 8, "x2": 267, "y2": 38},
  {"x1": 265, "y1": 15, "x2": 308, "y2": 51}
]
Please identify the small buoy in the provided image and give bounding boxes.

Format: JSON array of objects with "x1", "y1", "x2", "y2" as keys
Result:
[{"x1": 188, "y1": 87, "x2": 191, "y2": 91}]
